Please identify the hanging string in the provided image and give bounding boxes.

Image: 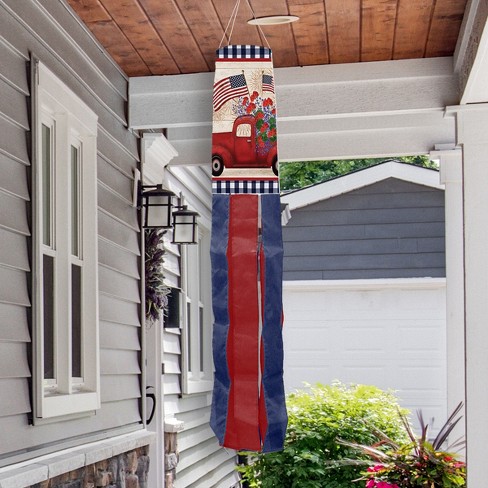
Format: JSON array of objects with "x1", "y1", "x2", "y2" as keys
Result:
[
  {"x1": 219, "y1": 0, "x2": 241, "y2": 48},
  {"x1": 228, "y1": 0, "x2": 242, "y2": 45},
  {"x1": 218, "y1": 0, "x2": 271, "y2": 49},
  {"x1": 246, "y1": 0, "x2": 271, "y2": 49}
]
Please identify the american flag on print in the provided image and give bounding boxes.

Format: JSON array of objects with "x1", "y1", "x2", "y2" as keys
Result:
[
  {"x1": 213, "y1": 73, "x2": 248, "y2": 111},
  {"x1": 262, "y1": 73, "x2": 274, "y2": 93}
]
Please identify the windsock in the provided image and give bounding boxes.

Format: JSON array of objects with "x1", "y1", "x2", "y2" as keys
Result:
[{"x1": 210, "y1": 45, "x2": 287, "y2": 453}]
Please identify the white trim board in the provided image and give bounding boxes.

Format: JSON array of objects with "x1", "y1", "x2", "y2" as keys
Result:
[
  {"x1": 284, "y1": 277, "x2": 446, "y2": 292},
  {"x1": 141, "y1": 132, "x2": 178, "y2": 186},
  {"x1": 454, "y1": 0, "x2": 488, "y2": 104},
  {"x1": 281, "y1": 161, "x2": 444, "y2": 211}
]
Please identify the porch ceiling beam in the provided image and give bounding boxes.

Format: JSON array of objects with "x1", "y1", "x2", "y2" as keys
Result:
[
  {"x1": 166, "y1": 110, "x2": 455, "y2": 164},
  {"x1": 129, "y1": 57, "x2": 459, "y2": 162},
  {"x1": 167, "y1": 121, "x2": 455, "y2": 164},
  {"x1": 129, "y1": 57, "x2": 458, "y2": 129}
]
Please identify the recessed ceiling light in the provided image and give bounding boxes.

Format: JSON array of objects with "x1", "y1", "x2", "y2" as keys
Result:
[{"x1": 247, "y1": 15, "x2": 299, "y2": 26}]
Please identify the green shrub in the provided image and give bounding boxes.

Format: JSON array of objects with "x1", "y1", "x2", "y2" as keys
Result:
[{"x1": 239, "y1": 382, "x2": 410, "y2": 488}]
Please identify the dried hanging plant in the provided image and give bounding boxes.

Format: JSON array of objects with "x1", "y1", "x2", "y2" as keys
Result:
[{"x1": 145, "y1": 229, "x2": 170, "y2": 324}]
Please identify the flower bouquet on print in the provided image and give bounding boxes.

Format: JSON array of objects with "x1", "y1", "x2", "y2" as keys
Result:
[
  {"x1": 212, "y1": 46, "x2": 279, "y2": 193},
  {"x1": 236, "y1": 86, "x2": 277, "y2": 165}
]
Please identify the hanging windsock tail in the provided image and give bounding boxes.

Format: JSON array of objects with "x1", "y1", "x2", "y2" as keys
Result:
[{"x1": 210, "y1": 194, "x2": 287, "y2": 452}]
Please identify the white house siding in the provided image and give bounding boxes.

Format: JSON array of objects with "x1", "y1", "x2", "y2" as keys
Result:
[
  {"x1": 283, "y1": 279, "x2": 447, "y2": 434},
  {"x1": 162, "y1": 166, "x2": 240, "y2": 488},
  {"x1": 0, "y1": 0, "x2": 142, "y2": 465}
]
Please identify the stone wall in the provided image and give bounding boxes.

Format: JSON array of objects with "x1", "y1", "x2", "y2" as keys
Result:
[
  {"x1": 164, "y1": 432, "x2": 178, "y2": 488},
  {"x1": 30, "y1": 447, "x2": 150, "y2": 488}
]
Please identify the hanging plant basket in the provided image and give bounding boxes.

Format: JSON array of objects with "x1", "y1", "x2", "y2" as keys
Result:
[{"x1": 145, "y1": 228, "x2": 170, "y2": 324}]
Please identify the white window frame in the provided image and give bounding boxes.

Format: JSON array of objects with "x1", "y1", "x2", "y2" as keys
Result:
[
  {"x1": 33, "y1": 60, "x2": 100, "y2": 419},
  {"x1": 181, "y1": 226, "x2": 213, "y2": 394}
]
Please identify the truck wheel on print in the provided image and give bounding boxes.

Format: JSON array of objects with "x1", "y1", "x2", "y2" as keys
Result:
[
  {"x1": 212, "y1": 156, "x2": 224, "y2": 176},
  {"x1": 210, "y1": 45, "x2": 287, "y2": 453},
  {"x1": 272, "y1": 157, "x2": 279, "y2": 176}
]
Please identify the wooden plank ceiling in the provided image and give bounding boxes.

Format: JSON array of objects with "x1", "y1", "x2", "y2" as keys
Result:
[{"x1": 68, "y1": 0, "x2": 468, "y2": 77}]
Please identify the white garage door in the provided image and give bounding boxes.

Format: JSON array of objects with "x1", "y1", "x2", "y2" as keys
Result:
[{"x1": 283, "y1": 278, "x2": 447, "y2": 434}]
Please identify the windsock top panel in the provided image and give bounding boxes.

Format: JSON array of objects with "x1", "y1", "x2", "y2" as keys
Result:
[
  {"x1": 216, "y1": 45, "x2": 272, "y2": 59},
  {"x1": 212, "y1": 45, "x2": 279, "y2": 194}
]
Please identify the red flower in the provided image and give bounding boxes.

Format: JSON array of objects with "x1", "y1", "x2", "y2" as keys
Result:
[
  {"x1": 272, "y1": 108, "x2": 276, "y2": 114},
  {"x1": 268, "y1": 128, "x2": 276, "y2": 137},
  {"x1": 251, "y1": 91, "x2": 259, "y2": 101},
  {"x1": 256, "y1": 112, "x2": 265, "y2": 120},
  {"x1": 264, "y1": 97, "x2": 273, "y2": 107},
  {"x1": 246, "y1": 102, "x2": 256, "y2": 114},
  {"x1": 243, "y1": 96, "x2": 249, "y2": 105},
  {"x1": 260, "y1": 122, "x2": 269, "y2": 132}
]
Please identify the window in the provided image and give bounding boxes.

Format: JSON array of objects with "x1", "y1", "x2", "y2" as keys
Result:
[
  {"x1": 181, "y1": 228, "x2": 213, "y2": 394},
  {"x1": 34, "y1": 61, "x2": 99, "y2": 419},
  {"x1": 236, "y1": 123, "x2": 252, "y2": 137}
]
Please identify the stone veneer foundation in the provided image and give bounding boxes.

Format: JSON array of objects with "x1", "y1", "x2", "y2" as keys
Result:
[
  {"x1": 29, "y1": 446, "x2": 150, "y2": 488},
  {"x1": 0, "y1": 432, "x2": 155, "y2": 488}
]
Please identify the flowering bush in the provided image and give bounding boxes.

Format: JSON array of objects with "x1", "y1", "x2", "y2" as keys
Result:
[
  {"x1": 342, "y1": 403, "x2": 466, "y2": 488},
  {"x1": 235, "y1": 90, "x2": 277, "y2": 157}
]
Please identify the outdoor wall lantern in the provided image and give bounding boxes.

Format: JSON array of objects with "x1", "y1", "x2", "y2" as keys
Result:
[
  {"x1": 138, "y1": 183, "x2": 199, "y2": 244},
  {"x1": 172, "y1": 206, "x2": 199, "y2": 244},
  {"x1": 139, "y1": 184, "x2": 175, "y2": 229}
]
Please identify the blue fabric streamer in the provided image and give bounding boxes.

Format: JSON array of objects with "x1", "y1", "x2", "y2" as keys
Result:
[
  {"x1": 209, "y1": 194, "x2": 231, "y2": 444},
  {"x1": 260, "y1": 194, "x2": 288, "y2": 452}
]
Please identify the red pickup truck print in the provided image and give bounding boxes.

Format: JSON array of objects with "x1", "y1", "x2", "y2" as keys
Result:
[{"x1": 212, "y1": 115, "x2": 278, "y2": 177}]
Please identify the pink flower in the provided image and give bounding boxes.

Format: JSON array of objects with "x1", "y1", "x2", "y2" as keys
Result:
[
  {"x1": 366, "y1": 480, "x2": 376, "y2": 488},
  {"x1": 367, "y1": 465, "x2": 385, "y2": 473}
]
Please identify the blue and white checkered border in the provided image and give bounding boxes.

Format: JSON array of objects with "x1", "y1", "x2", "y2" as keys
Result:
[
  {"x1": 212, "y1": 180, "x2": 279, "y2": 194},
  {"x1": 216, "y1": 45, "x2": 272, "y2": 59}
]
